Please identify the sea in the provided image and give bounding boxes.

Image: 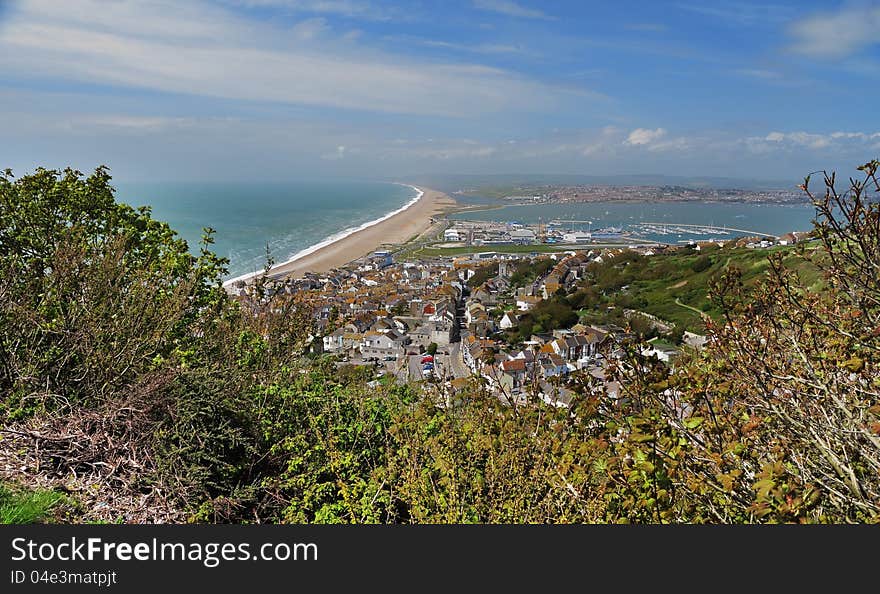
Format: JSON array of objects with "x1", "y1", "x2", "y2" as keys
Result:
[
  {"x1": 449, "y1": 200, "x2": 819, "y2": 245},
  {"x1": 114, "y1": 180, "x2": 419, "y2": 281},
  {"x1": 113, "y1": 181, "x2": 820, "y2": 281}
]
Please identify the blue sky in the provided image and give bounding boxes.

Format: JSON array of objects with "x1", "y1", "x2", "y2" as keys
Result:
[{"x1": 1, "y1": 0, "x2": 878, "y2": 182}]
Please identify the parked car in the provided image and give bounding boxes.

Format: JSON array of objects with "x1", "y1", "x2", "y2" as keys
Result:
[{"x1": 420, "y1": 355, "x2": 434, "y2": 364}]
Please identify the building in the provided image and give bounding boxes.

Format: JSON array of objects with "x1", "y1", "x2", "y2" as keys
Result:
[
  {"x1": 444, "y1": 228, "x2": 462, "y2": 242},
  {"x1": 499, "y1": 358, "x2": 528, "y2": 393},
  {"x1": 509, "y1": 229, "x2": 537, "y2": 244},
  {"x1": 641, "y1": 341, "x2": 680, "y2": 363},
  {"x1": 322, "y1": 328, "x2": 347, "y2": 352},
  {"x1": 516, "y1": 295, "x2": 541, "y2": 311},
  {"x1": 499, "y1": 311, "x2": 519, "y2": 330},
  {"x1": 370, "y1": 251, "x2": 393, "y2": 269},
  {"x1": 562, "y1": 231, "x2": 592, "y2": 243},
  {"x1": 360, "y1": 329, "x2": 410, "y2": 359},
  {"x1": 779, "y1": 231, "x2": 806, "y2": 245}
]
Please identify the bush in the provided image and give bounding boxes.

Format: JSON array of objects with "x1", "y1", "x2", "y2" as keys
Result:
[
  {"x1": 3, "y1": 161, "x2": 879, "y2": 525},
  {"x1": 691, "y1": 255, "x2": 712, "y2": 273},
  {"x1": 0, "y1": 167, "x2": 228, "y2": 416}
]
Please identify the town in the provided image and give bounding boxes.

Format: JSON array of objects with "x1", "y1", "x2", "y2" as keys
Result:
[
  {"x1": 229, "y1": 221, "x2": 809, "y2": 409},
  {"x1": 457, "y1": 184, "x2": 806, "y2": 205}
]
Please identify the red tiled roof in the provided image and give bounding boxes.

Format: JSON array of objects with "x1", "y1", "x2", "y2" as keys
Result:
[{"x1": 501, "y1": 359, "x2": 527, "y2": 372}]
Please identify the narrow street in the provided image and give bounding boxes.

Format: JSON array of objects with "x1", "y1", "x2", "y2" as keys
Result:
[{"x1": 448, "y1": 342, "x2": 470, "y2": 379}]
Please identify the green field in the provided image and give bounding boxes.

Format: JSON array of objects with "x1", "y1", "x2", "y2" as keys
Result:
[{"x1": 581, "y1": 242, "x2": 822, "y2": 332}]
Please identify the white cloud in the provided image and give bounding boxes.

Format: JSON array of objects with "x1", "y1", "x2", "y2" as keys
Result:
[
  {"x1": 788, "y1": 7, "x2": 880, "y2": 59},
  {"x1": 473, "y1": 0, "x2": 553, "y2": 20},
  {"x1": 624, "y1": 128, "x2": 667, "y2": 146},
  {"x1": 9, "y1": 0, "x2": 238, "y2": 40},
  {"x1": 647, "y1": 137, "x2": 691, "y2": 153},
  {"x1": 677, "y1": 3, "x2": 793, "y2": 26},
  {"x1": 0, "y1": 0, "x2": 586, "y2": 117},
  {"x1": 225, "y1": 0, "x2": 396, "y2": 21},
  {"x1": 64, "y1": 115, "x2": 197, "y2": 132},
  {"x1": 419, "y1": 38, "x2": 533, "y2": 56},
  {"x1": 765, "y1": 131, "x2": 828, "y2": 149},
  {"x1": 382, "y1": 126, "x2": 689, "y2": 163},
  {"x1": 831, "y1": 132, "x2": 880, "y2": 140},
  {"x1": 750, "y1": 130, "x2": 880, "y2": 153}
]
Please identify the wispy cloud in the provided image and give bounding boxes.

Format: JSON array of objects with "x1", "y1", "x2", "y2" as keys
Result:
[
  {"x1": 581, "y1": 126, "x2": 622, "y2": 156},
  {"x1": 473, "y1": 0, "x2": 553, "y2": 21},
  {"x1": 748, "y1": 129, "x2": 880, "y2": 152},
  {"x1": 0, "y1": 0, "x2": 587, "y2": 117},
  {"x1": 734, "y1": 68, "x2": 780, "y2": 80},
  {"x1": 677, "y1": 2, "x2": 793, "y2": 26},
  {"x1": 224, "y1": 0, "x2": 399, "y2": 21},
  {"x1": 787, "y1": 6, "x2": 880, "y2": 59},
  {"x1": 624, "y1": 128, "x2": 667, "y2": 146},
  {"x1": 420, "y1": 38, "x2": 533, "y2": 56},
  {"x1": 64, "y1": 115, "x2": 197, "y2": 132}
]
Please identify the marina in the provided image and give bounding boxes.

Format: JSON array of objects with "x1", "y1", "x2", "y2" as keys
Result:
[{"x1": 449, "y1": 200, "x2": 816, "y2": 246}]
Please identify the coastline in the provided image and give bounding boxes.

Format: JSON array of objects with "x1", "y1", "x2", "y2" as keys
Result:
[{"x1": 225, "y1": 185, "x2": 456, "y2": 286}]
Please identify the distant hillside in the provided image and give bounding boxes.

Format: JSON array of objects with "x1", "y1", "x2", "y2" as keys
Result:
[{"x1": 410, "y1": 173, "x2": 795, "y2": 193}]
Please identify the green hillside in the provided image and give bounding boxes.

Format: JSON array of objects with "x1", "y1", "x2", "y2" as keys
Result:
[{"x1": 578, "y1": 242, "x2": 822, "y2": 333}]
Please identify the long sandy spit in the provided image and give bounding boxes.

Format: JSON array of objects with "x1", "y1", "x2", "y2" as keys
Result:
[{"x1": 225, "y1": 187, "x2": 456, "y2": 286}]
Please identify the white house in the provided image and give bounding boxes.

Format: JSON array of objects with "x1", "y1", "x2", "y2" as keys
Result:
[
  {"x1": 322, "y1": 328, "x2": 346, "y2": 352},
  {"x1": 499, "y1": 311, "x2": 519, "y2": 330},
  {"x1": 361, "y1": 329, "x2": 410, "y2": 358},
  {"x1": 516, "y1": 295, "x2": 541, "y2": 311},
  {"x1": 444, "y1": 228, "x2": 462, "y2": 241},
  {"x1": 641, "y1": 342, "x2": 680, "y2": 363}
]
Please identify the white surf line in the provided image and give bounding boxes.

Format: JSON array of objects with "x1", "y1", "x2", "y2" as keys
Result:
[{"x1": 223, "y1": 184, "x2": 424, "y2": 287}]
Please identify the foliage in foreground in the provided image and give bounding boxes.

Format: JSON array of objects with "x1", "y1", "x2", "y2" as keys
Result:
[{"x1": 0, "y1": 162, "x2": 878, "y2": 524}]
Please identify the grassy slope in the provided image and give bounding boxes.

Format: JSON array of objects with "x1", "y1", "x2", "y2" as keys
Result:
[{"x1": 586, "y1": 242, "x2": 821, "y2": 333}]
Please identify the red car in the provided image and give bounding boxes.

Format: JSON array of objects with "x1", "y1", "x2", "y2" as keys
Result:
[{"x1": 420, "y1": 355, "x2": 434, "y2": 364}]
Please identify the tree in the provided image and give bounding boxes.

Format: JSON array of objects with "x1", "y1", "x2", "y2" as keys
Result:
[
  {"x1": 426, "y1": 343, "x2": 438, "y2": 356},
  {"x1": 0, "y1": 166, "x2": 228, "y2": 413},
  {"x1": 606, "y1": 159, "x2": 880, "y2": 523}
]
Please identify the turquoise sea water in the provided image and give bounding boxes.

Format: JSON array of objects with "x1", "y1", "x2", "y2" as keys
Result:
[
  {"x1": 450, "y1": 201, "x2": 818, "y2": 244},
  {"x1": 115, "y1": 180, "x2": 417, "y2": 280}
]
